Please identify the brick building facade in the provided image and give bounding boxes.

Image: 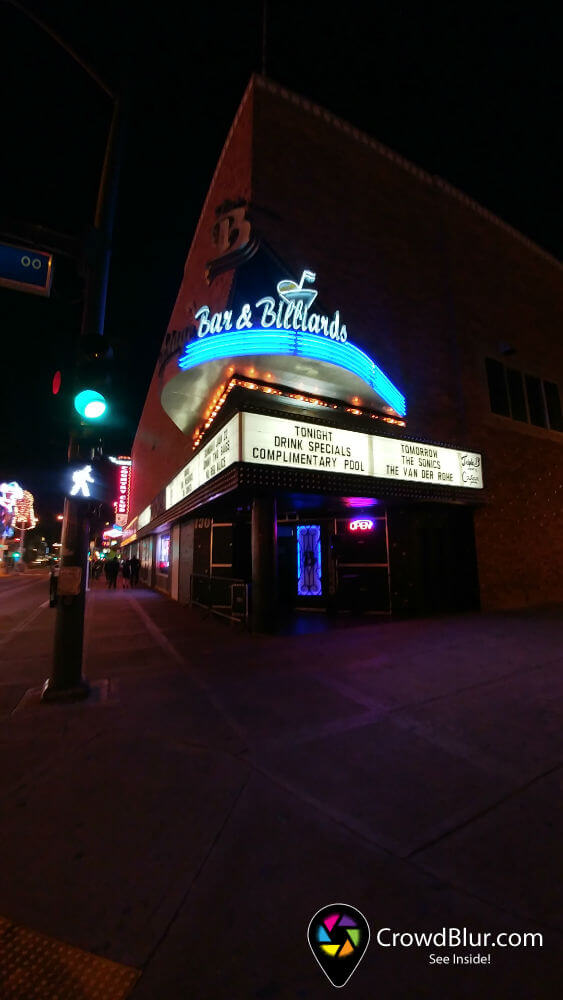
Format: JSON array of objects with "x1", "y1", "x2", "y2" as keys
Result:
[{"x1": 125, "y1": 75, "x2": 563, "y2": 623}]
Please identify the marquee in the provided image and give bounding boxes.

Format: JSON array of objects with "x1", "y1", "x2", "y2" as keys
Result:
[{"x1": 160, "y1": 411, "x2": 483, "y2": 517}]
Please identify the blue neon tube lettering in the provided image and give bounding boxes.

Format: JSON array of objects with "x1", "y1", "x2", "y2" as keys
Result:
[{"x1": 178, "y1": 329, "x2": 406, "y2": 416}]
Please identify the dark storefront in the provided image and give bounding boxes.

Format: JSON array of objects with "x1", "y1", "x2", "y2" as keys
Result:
[{"x1": 125, "y1": 372, "x2": 483, "y2": 630}]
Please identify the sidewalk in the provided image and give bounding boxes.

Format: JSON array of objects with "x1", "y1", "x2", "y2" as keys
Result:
[{"x1": 1, "y1": 583, "x2": 563, "y2": 998}]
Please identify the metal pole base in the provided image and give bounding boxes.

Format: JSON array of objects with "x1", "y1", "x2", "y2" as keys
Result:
[{"x1": 41, "y1": 677, "x2": 90, "y2": 703}]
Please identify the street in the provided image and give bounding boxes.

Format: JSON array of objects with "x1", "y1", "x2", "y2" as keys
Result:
[
  {"x1": 0, "y1": 572, "x2": 53, "y2": 714},
  {"x1": 0, "y1": 581, "x2": 562, "y2": 998}
]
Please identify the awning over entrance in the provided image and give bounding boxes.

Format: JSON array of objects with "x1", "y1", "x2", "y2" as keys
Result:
[{"x1": 161, "y1": 333, "x2": 406, "y2": 436}]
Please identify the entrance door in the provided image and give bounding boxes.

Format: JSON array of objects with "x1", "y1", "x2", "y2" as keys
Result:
[
  {"x1": 277, "y1": 523, "x2": 324, "y2": 607},
  {"x1": 278, "y1": 524, "x2": 297, "y2": 607},
  {"x1": 335, "y1": 516, "x2": 390, "y2": 613},
  {"x1": 178, "y1": 520, "x2": 194, "y2": 605}
]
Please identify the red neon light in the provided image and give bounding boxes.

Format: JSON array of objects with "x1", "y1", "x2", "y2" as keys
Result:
[
  {"x1": 349, "y1": 518, "x2": 375, "y2": 532},
  {"x1": 113, "y1": 460, "x2": 131, "y2": 527}
]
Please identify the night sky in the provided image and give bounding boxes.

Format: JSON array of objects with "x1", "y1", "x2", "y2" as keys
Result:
[{"x1": 1, "y1": 2, "x2": 561, "y2": 527}]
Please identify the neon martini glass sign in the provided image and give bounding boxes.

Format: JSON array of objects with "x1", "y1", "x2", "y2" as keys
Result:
[
  {"x1": 178, "y1": 271, "x2": 407, "y2": 418},
  {"x1": 192, "y1": 270, "x2": 349, "y2": 343}
]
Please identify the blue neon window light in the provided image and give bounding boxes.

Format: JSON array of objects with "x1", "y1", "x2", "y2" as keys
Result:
[
  {"x1": 178, "y1": 329, "x2": 406, "y2": 417},
  {"x1": 297, "y1": 524, "x2": 322, "y2": 597}
]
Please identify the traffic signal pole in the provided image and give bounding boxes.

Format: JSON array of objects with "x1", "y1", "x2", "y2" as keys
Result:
[
  {"x1": 5, "y1": 4, "x2": 124, "y2": 700},
  {"x1": 42, "y1": 100, "x2": 123, "y2": 702}
]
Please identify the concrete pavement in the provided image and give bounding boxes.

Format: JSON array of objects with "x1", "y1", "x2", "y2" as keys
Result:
[{"x1": 0, "y1": 579, "x2": 562, "y2": 997}]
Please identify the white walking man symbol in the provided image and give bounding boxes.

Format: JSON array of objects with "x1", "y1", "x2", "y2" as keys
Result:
[{"x1": 70, "y1": 465, "x2": 95, "y2": 498}]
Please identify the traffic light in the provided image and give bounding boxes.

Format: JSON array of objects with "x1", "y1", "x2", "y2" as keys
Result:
[
  {"x1": 74, "y1": 389, "x2": 107, "y2": 420},
  {"x1": 72, "y1": 335, "x2": 113, "y2": 426}
]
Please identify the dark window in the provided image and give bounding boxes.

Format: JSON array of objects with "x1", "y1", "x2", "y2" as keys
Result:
[
  {"x1": 485, "y1": 358, "x2": 509, "y2": 416},
  {"x1": 506, "y1": 368, "x2": 528, "y2": 422},
  {"x1": 211, "y1": 524, "x2": 233, "y2": 566},
  {"x1": 544, "y1": 381, "x2": 563, "y2": 431},
  {"x1": 525, "y1": 375, "x2": 547, "y2": 427}
]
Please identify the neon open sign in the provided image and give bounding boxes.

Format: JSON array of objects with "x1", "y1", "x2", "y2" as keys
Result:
[{"x1": 349, "y1": 518, "x2": 374, "y2": 532}]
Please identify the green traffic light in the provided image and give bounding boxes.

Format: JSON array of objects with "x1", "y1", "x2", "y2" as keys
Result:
[{"x1": 74, "y1": 389, "x2": 108, "y2": 420}]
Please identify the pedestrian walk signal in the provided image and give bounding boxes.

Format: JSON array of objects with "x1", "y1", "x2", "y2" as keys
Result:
[
  {"x1": 65, "y1": 458, "x2": 115, "y2": 506},
  {"x1": 70, "y1": 465, "x2": 96, "y2": 497}
]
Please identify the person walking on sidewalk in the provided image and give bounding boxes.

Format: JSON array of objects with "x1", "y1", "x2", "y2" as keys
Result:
[
  {"x1": 121, "y1": 557, "x2": 131, "y2": 589},
  {"x1": 108, "y1": 558, "x2": 119, "y2": 589},
  {"x1": 105, "y1": 549, "x2": 119, "y2": 589},
  {"x1": 129, "y1": 554, "x2": 140, "y2": 588}
]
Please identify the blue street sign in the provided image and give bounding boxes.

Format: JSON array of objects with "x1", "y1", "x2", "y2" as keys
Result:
[{"x1": 0, "y1": 242, "x2": 53, "y2": 297}]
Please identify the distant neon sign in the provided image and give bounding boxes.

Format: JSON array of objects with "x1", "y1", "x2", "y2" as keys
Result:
[
  {"x1": 0, "y1": 481, "x2": 23, "y2": 514},
  {"x1": 113, "y1": 459, "x2": 131, "y2": 528},
  {"x1": 103, "y1": 526, "x2": 123, "y2": 539},
  {"x1": 349, "y1": 518, "x2": 375, "y2": 532}
]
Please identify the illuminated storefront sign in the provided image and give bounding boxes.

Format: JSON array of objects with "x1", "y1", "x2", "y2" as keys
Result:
[
  {"x1": 157, "y1": 534, "x2": 170, "y2": 572},
  {"x1": 103, "y1": 526, "x2": 123, "y2": 539},
  {"x1": 138, "y1": 506, "x2": 151, "y2": 529},
  {"x1": 166, "y1": 414, "x2": 240, "y2": 510},
  {"x1": 113, "y1": 458, "x2": 131, "y2": 528},
  {"x1": 242, "y1": 413, "x2": 483, "y2": 488},
  {"x1": 177, "y1": 271, "x2": 407, "y2": 418},
  {"x1": 134, "y1": 413, "x2": 484, "y2": 532},
  {"x1": 193, "y1": 270, "x2": 349, "y2": 343}
]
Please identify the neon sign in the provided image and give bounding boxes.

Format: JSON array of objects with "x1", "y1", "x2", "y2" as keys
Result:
[
  {"x1": 349, "y1": 518, "x2": 375, "y2": 532},
  {"x1": 179, "y1": 330, "x2": 406, "y2": 417},
  {"x1": 103, "y1": 526, "x2": 123, "y2": 539},
  {"x1": 113, "y1": 459, "x2": 131, "y2": 528},
  {"x1": 175, "y1": 270, "x2": 407, "y2": 417},
  {"x1": 193, "y1": 270, "x2": 348, "y2": 344},
  {"x1": 13, "y1": 490, "x2": 37, "y2": 529},
  {"x1": 158, "y1": 534, "x2": 170, "y2": 571},
  {"x1": 1, "y1": 482, "x2": 38, "y2": 535},
  {"x1": 0, "y1": 481, "x2": 23, "y2": 514},
  {"x1": 297, "y1": 524, "x2": 322, "y2": 596}
]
